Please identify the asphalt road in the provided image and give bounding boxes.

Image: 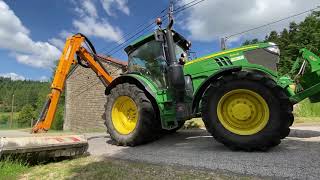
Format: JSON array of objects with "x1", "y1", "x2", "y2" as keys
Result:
[
  {"x1": 87, "y1": 126, "x2": 320, "y2": 179},
  {"x1": 1, "y1": 126, "x2": 320, "y2": 179}
]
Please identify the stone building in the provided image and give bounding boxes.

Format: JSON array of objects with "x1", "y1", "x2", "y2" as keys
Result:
[{"x1": 63, "y1": 55, "x2": 127, "y2": 132}]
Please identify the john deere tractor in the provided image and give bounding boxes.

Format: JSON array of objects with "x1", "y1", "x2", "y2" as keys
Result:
[
  {"x1": 24, "y1": 13, "x2": 319, "y2": 155},
  {"x1": 99, "y1": 15, "x2": 320, "y2": 151}
]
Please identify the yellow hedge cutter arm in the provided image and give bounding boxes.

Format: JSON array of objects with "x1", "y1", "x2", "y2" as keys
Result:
[
  {"x1": 0, "y1": 34, "x2": 113, "y2": 160},
  {"x1": 32, "y1": 34, "x2": 113, "y2": 133}
]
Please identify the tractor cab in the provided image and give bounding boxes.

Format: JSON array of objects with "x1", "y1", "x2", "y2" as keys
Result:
[{"x1": 124, "y1": 30, "x2": 191, "y2": 89}]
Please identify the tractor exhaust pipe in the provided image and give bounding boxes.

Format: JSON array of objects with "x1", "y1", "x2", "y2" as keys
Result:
[
  {"x1": 165, "y1": 5, "x2": 187, "y2": 120},
  {"x1": 165, "y1": 27, "x2": 185, "y2": 101}
]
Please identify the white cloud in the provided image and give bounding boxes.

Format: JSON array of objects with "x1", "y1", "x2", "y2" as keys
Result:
[
  {"x1": 73, "y1": 17, "x2": 123, "y2": 42},
  {"x1": 178, "y1": 0, "x2": 319, "y2": 42},
  {"x1": 0, "y1": 1, "x2": 60, "y2": 68},
  {"x1": 101, "y1": 0, "x2": 130, "y2": 16},
  {"x1": 39, "y1": 75, "x2": 49, "y2": 82},
  {"x1": 82, "y1": 0, "x2": 98, "y2": 18},
  {"x1": 0, "y1": 72, "x2": 25, "y2": 81},
  {"x1": 70, "y1": 0, "x2": 124, "y2": 42},
  {"x1": 49, "y1": 38, "x2": 65, "y2": 50},
  {"x1": 44, "y1": 0, "x2": 126, "y2": 65},
  {"x1": 59, "y1": 30, "x2": 73, "y2": 39}
]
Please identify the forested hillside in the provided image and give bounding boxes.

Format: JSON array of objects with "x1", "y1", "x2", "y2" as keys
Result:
[
  {"x1": 0, "y1": 77, "x2": 49, "y2": 112},
  {"x1": 0, "y1": 77, "x2": 63, "y2": 129},
  {"x1": 243, "y1": 11, "x2": 320, "y2": 75}
]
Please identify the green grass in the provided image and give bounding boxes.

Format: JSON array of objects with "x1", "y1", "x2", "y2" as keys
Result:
[
  {"x1": 0, "y1": 112, "x2": 19, "y2": 119},
  {"x1": 294, "y1": 99, "x2": 320, "y2": 117},
  {"x1": 19, "y1": 156, "x2": 262, "y2": 180},
  {"x1": 0, "y1": 158, "x2": 29, "y2": 180},
  {"x1": 183, "y1": 118, "x2": 205, "y2": 129},
  {"x1": 0, "y1": 112, "x2": 20, "y2": 129}
]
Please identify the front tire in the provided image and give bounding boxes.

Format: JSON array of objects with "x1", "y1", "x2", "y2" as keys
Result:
[
  {"x1": 103, "y1": 83, "x2": 161, "y2": 146},
  {"x1": 201, "y1": 71, "x2": 293, "y2": 151}
]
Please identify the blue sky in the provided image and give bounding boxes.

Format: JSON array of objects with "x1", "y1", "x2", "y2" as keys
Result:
[{"x1": 0, "y1": 0, "x2": 318, "y2": 81}]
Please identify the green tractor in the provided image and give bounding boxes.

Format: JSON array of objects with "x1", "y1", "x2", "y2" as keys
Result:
[{"x1": 103, "y1": 18, "x2": 320, "y2": 151}]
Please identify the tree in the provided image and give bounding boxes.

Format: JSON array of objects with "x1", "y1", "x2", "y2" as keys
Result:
[
  {"x1": 17, "y1": 104, "x2": 36, "y2": 128},
  {"x1": 243, "y1": 11, "x2": 320, "y2": 75},
  {"x1": 0, "y1": 114, "x2": 9, "y2": 126},
  {"x1": 243, "y1": 39, "x2": 260, "y2": 45},
  {"x1": 266, "y1": 31, "x2": 279, "y2": 43}
]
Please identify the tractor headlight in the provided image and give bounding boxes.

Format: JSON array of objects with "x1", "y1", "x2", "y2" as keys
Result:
[{"x1": 265, "y1": 42, "x2": 280, "y2": 55}]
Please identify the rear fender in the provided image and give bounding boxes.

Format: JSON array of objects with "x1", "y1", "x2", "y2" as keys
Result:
[{"x1": 105, "y1": 74, "x2": 157, "y2": 98}]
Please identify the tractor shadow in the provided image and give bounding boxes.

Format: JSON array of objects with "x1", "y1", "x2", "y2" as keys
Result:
[{"x1": 288, "y1": 128, "x2": 320, "y2": 138}]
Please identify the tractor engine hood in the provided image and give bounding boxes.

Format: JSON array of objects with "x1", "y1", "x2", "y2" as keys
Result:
[{"x1": 183, "y1": 42, "x2": 279, "y2": 76}]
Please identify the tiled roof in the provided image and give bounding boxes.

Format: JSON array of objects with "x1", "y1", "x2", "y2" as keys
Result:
[{"x1": 97, "y1": 54, "x2": 128, "y2": 67}]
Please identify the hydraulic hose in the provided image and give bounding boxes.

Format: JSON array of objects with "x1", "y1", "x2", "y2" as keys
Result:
[{"x1": 76, "y1": 33, "x2": 97, "y2": 68}]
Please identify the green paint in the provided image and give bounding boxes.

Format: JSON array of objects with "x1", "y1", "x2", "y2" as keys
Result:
[
  {"x1": 288, "y1": 49, "x2": 320, "y2": 103},
  {"x1": 184, "y1": 43, "x2": 278, "y2": 99},
  {"x1": 124, "y1": 74, "x2": 177, "y2": 129}
]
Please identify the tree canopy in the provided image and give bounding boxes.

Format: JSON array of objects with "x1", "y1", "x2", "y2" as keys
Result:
[
  {"x1": 243, "y1": 11, "x2": 320, "y2": 75},
  {"x1": 0, "y1": 77, "x2": 63, "y2": 129},
  {"x1": 0, "y1": 77, "x2": 50, "y2": 112}
]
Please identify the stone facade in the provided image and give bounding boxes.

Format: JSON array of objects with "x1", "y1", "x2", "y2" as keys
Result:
[{"x1": 63, "y1": 56, "x2": 127, "y2": 132}]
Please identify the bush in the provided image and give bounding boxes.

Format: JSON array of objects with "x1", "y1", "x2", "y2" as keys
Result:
[
  {"x1": 17, "y1": 104, "x2": 36, "y2": 128},
  {"x1": 183, "y1": 119, "x2": 202, "y2": 129},
  {"x1": 295, "y1": 99, "x2": 320, "y2": 117},
  {"x1": 0, "y1": 157, "x2": 29, "y2": 179},
  {"x1": 0, "y1": 114, "x2": 10, "y2": 125}
]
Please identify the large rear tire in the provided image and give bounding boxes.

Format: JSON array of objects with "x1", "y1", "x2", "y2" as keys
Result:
[
  {"x1": 201, "y1": 71, "x2": 293, "y2": 151},
  {"x1": 103, "y1": 83, "x2": 161, "y2": 146}
]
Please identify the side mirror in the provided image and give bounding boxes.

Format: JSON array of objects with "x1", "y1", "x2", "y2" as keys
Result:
[
  {"x1": 186, "y1": 41, "x2": 192, "y2": 49},
  {"x1": 179, "y1": 53, "x2": 187, "y2": 65},
  {"x1": 154, "y1": 30, "x2": 164, "y2": 42}
]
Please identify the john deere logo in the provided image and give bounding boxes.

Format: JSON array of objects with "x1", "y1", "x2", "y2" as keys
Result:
[
  {"x1": 309, "y1": 56, "x2": 316, "y2": 61},
  {"x1": 231, "y1": 55, "x2": 244, "y2": 62}
]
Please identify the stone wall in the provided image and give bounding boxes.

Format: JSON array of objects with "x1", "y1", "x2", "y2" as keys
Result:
[{"x1": 64, "y1": 57, "x2": 126, "y2": 132}]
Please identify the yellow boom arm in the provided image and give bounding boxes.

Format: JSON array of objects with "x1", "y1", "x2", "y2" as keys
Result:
[{"x1": 32, "y1": 34, "x2": 113, "y2": 133}]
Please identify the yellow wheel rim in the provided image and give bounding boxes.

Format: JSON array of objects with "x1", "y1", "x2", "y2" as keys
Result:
[
  {"x1": 217, "y1": 89, "x2": 269, "y2": 135},
  {"x1": 111, "y1": 96, "x2": 138, "y2": 135}
]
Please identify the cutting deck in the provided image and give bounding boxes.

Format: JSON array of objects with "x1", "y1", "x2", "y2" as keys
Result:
[{"x1": 0, "y1": 132, "x2": 88, "y2": 159}]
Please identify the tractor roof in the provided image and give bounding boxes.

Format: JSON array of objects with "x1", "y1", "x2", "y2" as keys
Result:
[{"x1": 124, "y1": 30, "x2": 190, "y2": 54}]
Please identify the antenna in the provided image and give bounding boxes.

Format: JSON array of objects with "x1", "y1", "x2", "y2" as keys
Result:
[
  {"x1": 220, "y1": 38, "x2": 227, "y2": 50},
  {"x1": 167, "y1": 0, "x2": 174, "y2": 29}
]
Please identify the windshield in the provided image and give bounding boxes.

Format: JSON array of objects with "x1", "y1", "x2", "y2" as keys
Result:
[
  {"x1": 128, "y1": 40, "x2": 167, "y2": 89},
  {"x1": 128, "y1": 39, "x2": 189, "y2": 89}
]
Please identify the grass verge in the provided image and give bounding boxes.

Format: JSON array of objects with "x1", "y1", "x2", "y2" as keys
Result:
[
  {"x1": 183, "y1": 118, "x2": 205, "y2": 129},
  {"x1": 0, "y1": 158, "x2": 29, "y2": 180},
  {"x1": 295, "y1": 99, "x2": 320, "y2": 117},
  {"x1": 19, "y1": 156, "x2": 262, "y2": 180}
]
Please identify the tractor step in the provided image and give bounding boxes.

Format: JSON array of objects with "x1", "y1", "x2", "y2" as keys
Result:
[{"x1": 0, "y1": 134, "x2": 88, "y2": 160}]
